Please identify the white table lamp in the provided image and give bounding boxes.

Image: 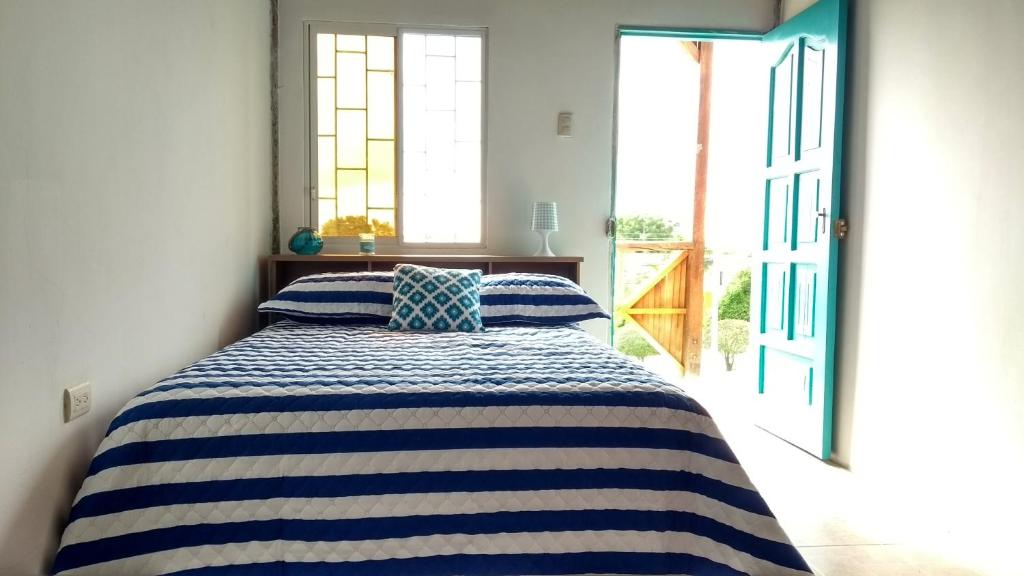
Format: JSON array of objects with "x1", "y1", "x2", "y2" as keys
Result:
[{"x1": 531, "y1": 201, "x2": 559, "y2": 257}]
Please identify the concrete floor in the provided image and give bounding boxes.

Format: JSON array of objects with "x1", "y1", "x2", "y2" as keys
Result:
[{"x1": 646, "y1": 356, "x2": 987, "y2": 576}]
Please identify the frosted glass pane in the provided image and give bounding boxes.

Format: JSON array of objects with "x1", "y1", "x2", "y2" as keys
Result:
[
  {"x1": 367, "y1": 209, "x2": 396, "y2": 237},
  {"x1": 426, "y1": 110, "x2": 455, "y2": 173},
  {"x1": 316, "y1": 78, "x2": 335, "y2": 135},
  {"x1": 337, "y1": 34, "x2": 365, "y2": 52},
  {"x1": 366, "y1": 71, "x2": 394, "y2": 139},
  {"x1": 455, "y1": 81, "x2": 481, "y2": 142},
  {"x1": 455, "y1": 141, "x2": 480, "y2": 182},
  {"x1": 318, "y1": 199, "x2": 337, "y2": 233},
  {"x1": 426, "y1": 55, "x2": 455, "y2": 111},
  {"x1": 403, "y1": 151, "x2": 427, "y2": 195},
  {"x1": 366, "y1": 36, "x2": 394, "y2": 71},
  {"x1": 337, "y1": 110, "x2": 366, "y2": 169},
  {"x1": 402, "y1": 85, "x2": 426, "y2": 153},
  {"x1": 402, "y1": 34, "x2": 426, "y2": 85},
  {"x1": 316, "y1": 34, "x2": 336, "y2": 76},
  {"x1": 455, "y1": 36, "x2": 481, "y2": 81},
  {"x1": 455, "y1": 140, "x2": 481, "y2": 228},
  {"x1": 367, "y1": 140, "x2": 395, "y2": 209},
  {"x1": 425, "y1": 169, "x2": 457, "y2": 237},
  {"x1": 426, "y1": 35, "x2": 455, "y2": 56},
  {"x1": 317, "y1": 136, "x2": 336, "y2": 199},
  {"x1": 337, "y1": 170, "x2": 366, "y2": 217},
  {"x1": 401, "y1": 152, "x2": 427, "y2": 243},
  {"x1": 400, "y1": 31, "x2": 483, "y2": 245},
  {"x1": 336, "y1": 53, "x2": 366, "y2": 109}
]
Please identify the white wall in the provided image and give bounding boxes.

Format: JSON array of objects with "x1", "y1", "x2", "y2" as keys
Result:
[
  {"x1": 278, "y1": 0, "x2": 778, "y2": 332},
  {"x1": 781, "y1": 0, "x2": 817, "y2": 20},
  {"x1": 789, "y1": 0, "x2": 1024, "y2": 571},
  {"x1": 0, "y1": 1, "x2": 271, "y2": 573}
]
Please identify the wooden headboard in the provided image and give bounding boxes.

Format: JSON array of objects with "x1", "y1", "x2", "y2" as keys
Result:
[{"x1": 265, "y1": 254, "x2": 583, "y2": 299}]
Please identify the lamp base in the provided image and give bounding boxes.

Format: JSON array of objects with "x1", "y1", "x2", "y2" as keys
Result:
[{"x1": 533, "y1": 230, "x2": 555, "y2": 257}]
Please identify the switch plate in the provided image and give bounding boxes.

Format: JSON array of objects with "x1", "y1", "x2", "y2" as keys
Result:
[
  {"x1": 64, "y1": 382, "x2": 91, "y2": 422},
  {"x1": 557, "y1": 112, "x2": 573, "y2": 137}
]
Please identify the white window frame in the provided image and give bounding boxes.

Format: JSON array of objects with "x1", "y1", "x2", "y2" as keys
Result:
[{"x1": 304, "y1": 21, "x2": 488, "y2": 250}]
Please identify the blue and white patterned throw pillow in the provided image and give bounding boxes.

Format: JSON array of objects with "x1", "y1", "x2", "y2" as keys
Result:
[
  {"x1": 388, "y1": 264, "x2": 484, "y2": 332},
  {"x1": 480, "y1": 273, "x2": 610, "y2": 325},
  {"x1": 259, "y1": 272, "x2": 393, "y2": 324}
]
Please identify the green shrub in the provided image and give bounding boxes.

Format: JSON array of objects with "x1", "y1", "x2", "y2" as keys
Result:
[
  {"x1": 615, "y1": 328, "x2": 658, "y2": 360},
  {"x1": 718, "y1": 269, "x2": 751, "y2": 321},
  {"x1": 615, "y1": 215, "x2": 683, "y2": 241},
  {"x1": 718, "y1": 319, "x2": 750, "y2": 371}
]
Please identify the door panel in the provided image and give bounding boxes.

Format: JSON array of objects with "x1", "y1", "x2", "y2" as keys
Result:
[
  {"x1": 765, "y1": 177, "x2": 792, "y2": 248},
  {"x1": 769, "y1": 46, "x2": 797, "y2": 163},
  {"x1": 755, "y1": 0, "x2": 847, "y2": 459},
  {"x1": 796, "y1": 171, "x2": 822, "y2": 245},
  {"x1": 761, "y1": 262, "x2": 789, "y2": 335}
]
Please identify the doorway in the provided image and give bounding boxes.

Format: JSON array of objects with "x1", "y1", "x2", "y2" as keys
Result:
[{"x1": 612, "y1": 34, "x2": 765, "y2": 389}]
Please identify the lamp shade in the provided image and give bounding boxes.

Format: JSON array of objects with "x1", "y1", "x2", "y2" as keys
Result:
[{"x1": 531, "y1": 201, "x2": 559, "y2": 232}]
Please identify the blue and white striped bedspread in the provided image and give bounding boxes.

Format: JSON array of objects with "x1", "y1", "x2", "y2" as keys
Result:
[{"x1": 53, "y1": 321, "x2": 811, "y2": 575}]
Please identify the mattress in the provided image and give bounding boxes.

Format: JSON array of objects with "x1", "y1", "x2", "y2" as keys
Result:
[{"x1": 53, "y1": 320, "x2": 812, "y2": 575}]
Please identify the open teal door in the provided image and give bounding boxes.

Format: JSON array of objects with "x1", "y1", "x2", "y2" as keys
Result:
[{"x1": 753, "y1": 0, "x2": 848, "y2": 460}]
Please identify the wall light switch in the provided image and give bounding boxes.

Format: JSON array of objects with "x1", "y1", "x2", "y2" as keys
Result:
[
  {"x1": 557, "y1": 112, "x2": 573, "y2": 137},
  {"x1": 64, "y1": 382, "x2": 91, "y2": 422}
]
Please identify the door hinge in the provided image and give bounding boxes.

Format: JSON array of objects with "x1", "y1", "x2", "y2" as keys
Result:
[
  {"x1": 606, "y1": 217, "x2": 617, "y2": 238},
  {"x1": 833, "y1": 218, "x2": 849, "y2": 240}
]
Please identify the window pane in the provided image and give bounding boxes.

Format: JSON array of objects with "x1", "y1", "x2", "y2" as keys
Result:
[
  {"x1": 455, "y1": 81, "x2": 481, "y2": 142},
  {"x1": 403, "y1": 85, "x2": 426, "y2": 152},
  {"x1": 367, "y1": 71, "x2": 394, "y2": 139},
  {"x1": 316, "y1": 34, "x2": 336, "y2": 76},
  {"x1": 367, "y1": 140, "x2": 395, "y2": 209},
  {"x1": 426, "y1": 34, "x2": 455, "y2": 56},
  {"x1": 336, "y1": 52, "x2": 366, "y2": 109},
  {"x1": 454, "y1": 141, "x2": 482, "y2": 243},
  {"x1": 318, "y1": 198, "x2": 337, "y2": 232},
  {"x1": 314, "y1": 30, "x2": 401, "y2": 239},
  {"x1": 317, "y1": 136, "x2": 336, "y2": 199},
  {"x1": 337, "y1": 170, "x2": 367, "y2": 218},
  {"x1": 402, "y1": 34, "x2": 426, "y2": 85},
  {"x1": 337, "y1": 110, "x2": 366, "y2": 168},
  {"x1": 455, "y1": 36, "x2": 481, "y2": 81},
  {"x1": 402, "y1": 31, "x2": 483, "y2": 244},
  {"x1": 403, "y1": 151, "x2": 427, "y2": 193},
  {"x1": 367, "y1": 209, "x2": 396, "y2": 237},
  {"x1": 426, "y1": 110, "x2": 455, "y2": 173},
  {"x1": 336, "y1": 34, "x2": 365, "y2": 52},
  {"x1": 366, "y1": 36, "x2": 394, "y2": 71},
  {"x1": 317, "y1": 78, "x2": 335, "y2": 135},
  {"x1": 426, "y1": 55, "x2": 455, "y2": 111}
]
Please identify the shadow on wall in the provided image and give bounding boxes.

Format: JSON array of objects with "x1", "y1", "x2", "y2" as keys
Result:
[
  {"x1": 832, "y1": 0, "x2": 871, "y2": 468},
  {"x1": 0, "y1": 281, "x2": 263, "y2": 575},
  {"x1": 0, "y1": 431, "x2": 95, "y2": 575}
]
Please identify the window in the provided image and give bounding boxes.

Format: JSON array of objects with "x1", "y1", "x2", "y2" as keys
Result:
[{"x1": 310, "y1": 25, "x2": 485, "y2": 244}]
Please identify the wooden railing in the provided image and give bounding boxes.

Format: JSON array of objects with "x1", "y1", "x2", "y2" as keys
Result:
[{"x1": 615, "y1": 241, "x2": 704, "y2": 375}]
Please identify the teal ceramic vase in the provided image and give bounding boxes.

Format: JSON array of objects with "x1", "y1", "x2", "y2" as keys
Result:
[{"x1": 288, "y1": 227, "x2": 324, "y2": 255}]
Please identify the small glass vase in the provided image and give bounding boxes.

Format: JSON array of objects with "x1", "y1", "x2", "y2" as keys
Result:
[
  {"x1": 358, "y1": 233, "x2": 376, "y2": 255},
  {"x1": 288, "y1": 227, "x2": 324, "y2": 255}
]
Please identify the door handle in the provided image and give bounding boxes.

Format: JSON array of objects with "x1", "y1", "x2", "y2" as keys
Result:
[{"x1": 817, "y1": 209, "x2": 828, "y2": 235}]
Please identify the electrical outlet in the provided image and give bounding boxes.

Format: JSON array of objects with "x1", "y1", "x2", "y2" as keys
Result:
[{"x1": 64, "y1": 382, "x2": 91, "y2": 422}]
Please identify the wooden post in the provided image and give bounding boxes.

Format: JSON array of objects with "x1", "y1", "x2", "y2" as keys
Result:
[{"x1": 684, "y1": 42, "x2": 714, "y2": 376}]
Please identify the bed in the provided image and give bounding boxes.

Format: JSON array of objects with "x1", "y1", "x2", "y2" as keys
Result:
[{"x1": 52, "y1": 261, "x2": 811, "y2": 576}]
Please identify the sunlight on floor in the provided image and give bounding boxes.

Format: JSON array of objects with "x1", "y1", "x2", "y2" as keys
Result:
[{"x1": 640, "y1": 357, "x2": 986, "y2": 576}]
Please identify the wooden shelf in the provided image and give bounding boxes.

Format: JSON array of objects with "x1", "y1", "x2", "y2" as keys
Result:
[{"x1": 265, "y1": 254, "x2": 584, "y2": 299}]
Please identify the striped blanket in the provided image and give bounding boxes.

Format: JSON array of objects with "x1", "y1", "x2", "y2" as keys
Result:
[{"x1": 53, "y1": 321, "x2": 811, "y2": 575}]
